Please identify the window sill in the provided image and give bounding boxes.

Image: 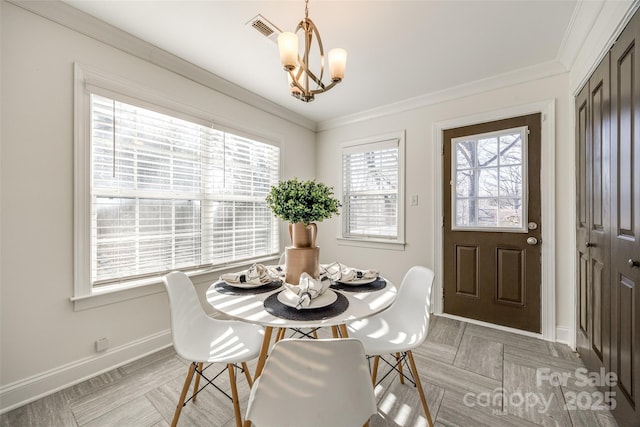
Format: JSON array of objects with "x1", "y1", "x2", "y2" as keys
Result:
[
  {"x1": 336, "y1": 237, "x2": 406, "y2": 251},
  {"x1": 70, "y1": 256, "x2": 280, "y2": 311}
]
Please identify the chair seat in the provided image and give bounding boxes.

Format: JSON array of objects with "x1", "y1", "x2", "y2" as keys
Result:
[
  {"x1": 175, "y1": 318, "x2": 264, "y2": 364},
  {"x1": 347, "y1": 317, "x2": 427, "y2": 355}
]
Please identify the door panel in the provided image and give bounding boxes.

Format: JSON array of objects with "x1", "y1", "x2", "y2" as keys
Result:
[
  {"x1": 496, "y1": 248, "x2": 524, "y2": 305},
  {"x1": 455, "y1": 245, "x2": 479, "y2": 297},
  {"x1": 575, "y1": 51, "x2": 611, "y2": 379},
  {"x1": 443, "y1": 114, "x2": 541, "y2": 332},
  {"x1": 610, "y1": 9, "x2": 640, "y2": 424}
]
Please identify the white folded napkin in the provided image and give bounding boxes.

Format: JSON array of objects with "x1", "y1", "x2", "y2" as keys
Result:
[
  {"x1": 321, "y1": 262, "x2": 378, "y2": 283},
  {"x1": 283, "y1": 272, "x2": 331, "y2": 309},
  {"x1": 220, "y1": 264, "x2": 275, "y2": 286},
  {"x1": 267, "y1": 264, "x2": 286, "y2": 278}
]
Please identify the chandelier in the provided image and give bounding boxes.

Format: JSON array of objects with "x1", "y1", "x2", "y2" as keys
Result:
[{"x1": 277, "y1": 0, "x2": 347, "y2": 102}]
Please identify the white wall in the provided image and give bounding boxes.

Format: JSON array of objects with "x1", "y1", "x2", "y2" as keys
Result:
[
  {"x1": 0, "y1": 1, "x2": 315, "y2": 412},
  {"x1": 315, "y1": 73, "x2": 573, "y2": 338}
]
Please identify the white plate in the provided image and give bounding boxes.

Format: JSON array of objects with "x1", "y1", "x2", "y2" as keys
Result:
[
  {"x1": 336, "y1": 276, "x2": 378, "y2": 286},
  {"x1": 278, "y1": 289, "x2": 338, "y2": 309},
  {"x1": 224, "y1": 280, "x2": 271, "y2": 289}
]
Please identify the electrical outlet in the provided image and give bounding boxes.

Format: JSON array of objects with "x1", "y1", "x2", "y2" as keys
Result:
[
  {"x1": 410, "y1": 194, "x2": 419, "y2": 206},
  {"x1": 95, "y1": 337, "x2": 109, "y2": 352}
]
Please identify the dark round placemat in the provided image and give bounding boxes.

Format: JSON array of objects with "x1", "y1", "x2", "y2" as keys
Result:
[
  {"x1": 263, "y1": 291, "x2": 349, "y2": 321},
  {"x1": 213, "y1": 280, "x2": 282, "y2": 295},
  {"x1": 330, "y1": 277, "x2": 387, "y2": 292}
]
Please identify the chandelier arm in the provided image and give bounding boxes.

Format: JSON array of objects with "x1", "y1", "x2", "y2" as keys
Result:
[
  {"x1": 307, "y1": 18, "x2": 325, "y2": 87},
  {"x1": 309, "y1": 79, "x2": 340, "y2": 96}
]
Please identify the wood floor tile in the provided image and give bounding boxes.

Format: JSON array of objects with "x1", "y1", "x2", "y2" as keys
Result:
[
  {"x1": 62, "y1": 370, "x2": 127, "y2": 403},
  {"x1": 504, "y1": 344, "x2": 583, "y2": 373},
  {"x1": 503, "y1": 360, "x2": 573, "y2": 426},
  {"x1": 70, "y1": 356, "x2": 184, "y2": 425},
  {"x1": 118, "y1": 346, "x2": 177, "y2": 376},
  {"x1": 411, "y1": 350, "x2": 502, "y2": 397},
  {"x1": 464, "y1": 323, "x2": 551, "y2": 355},
  {"x1": 436, "y1": 389, "x2": 541, "y2": 427},
  {"x1": 82, "y1": 396, "x2": 163, "y2": 427},
  {"x1": 453, "y1": 334, "x2": 503, "y2": 381},
  {"x1": 426, "y1": 317, "x2": 466, "y2": 349},
  {"x1": 146, "y1": 374, "x2": 236, "y2": 427},
  {"x1": 0, "y1": 391, "x2": 76, "y2": 427}
]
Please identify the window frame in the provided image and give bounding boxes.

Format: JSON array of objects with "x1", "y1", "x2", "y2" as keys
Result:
[
  {"x1": 338, "y1": 131, "x2": 405, "y2": 250},
  {"x1": 72, "y1": 64, "x2": 281, "y2": 309}
]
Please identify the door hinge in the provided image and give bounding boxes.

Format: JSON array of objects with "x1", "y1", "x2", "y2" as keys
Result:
[
  {"x1": 441, "y1": 216, "x2": 445, "y2": 228},
  {"x1": 441, "y1": 141, "x2": 444, "y2": 156}
]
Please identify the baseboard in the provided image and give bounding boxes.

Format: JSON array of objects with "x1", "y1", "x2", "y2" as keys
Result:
[
  {"x1": 555, "y1": 325, "x2": 574, "y2": 349},
  {"x1": 0, "y1": 330, "x2": 172, "y2": 414}
]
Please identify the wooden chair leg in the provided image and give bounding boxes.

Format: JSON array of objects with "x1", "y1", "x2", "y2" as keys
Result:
[
  {"x1": 241, "y1": 362, "x2": 253, "y2": 387},
  {"x1": 338, "y1": 324, "x2": 349, "y2": 337},
  {"x1": 275, "y1": 328, "x2": 286, "y2": 342},
  {"x1": 192, "y1": 362, "x2": 203, "y2": 401},
  {"x1": 371, "y1": 355, "x2": 380, "y2": 386},
  {"x1": 228, "y1": 364, "x2": 243, "y2": 427},
  {"x1": 396, "y1": 353, "x2": 405, "y2": 384},
  {"x1": 171, "y1": 362, "x2": 196, "y2": 427},
  {"x1": 254, "y1": 327, "x2": 273, "y2": 380},
  {"x1": 312, "y1": 329, "x2": 319, "y2": 339},
  {"x1": 331, "y1": 325, "x2": 340, "y2": 338},
  {"x1": 406, "y1": 350, "x2": 433, "y2": 427}
]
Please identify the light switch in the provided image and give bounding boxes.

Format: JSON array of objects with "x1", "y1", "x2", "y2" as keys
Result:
[{"x1": 410, "y1": 194, "x2": 419, "y2": 206}]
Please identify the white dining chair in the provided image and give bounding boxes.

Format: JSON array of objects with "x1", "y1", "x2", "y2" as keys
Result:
[
  {"x1": 162, "y1": 271, "x2": 264, "y2": 427},
  {"x1": 346, "y1": 265, "x2": 435, "y2": 427},
  {"x1": 244, "y1": 338, "x2": 377, "y2": 427}
]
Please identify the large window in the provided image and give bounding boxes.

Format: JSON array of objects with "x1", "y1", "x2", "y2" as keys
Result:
[
  {"x1": 340, "y1": 132, "x2": 405, "y2": 247},
  {"x1": 75, "y1": 73, "x2": 280, "y2": 296}
]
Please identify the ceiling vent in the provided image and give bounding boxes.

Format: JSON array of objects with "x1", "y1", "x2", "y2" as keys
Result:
[{"x1": 247, "y1": 14, "x2": 282, "y2": 44}]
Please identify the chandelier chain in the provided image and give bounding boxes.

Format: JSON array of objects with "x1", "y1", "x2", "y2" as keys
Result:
[{"x1": 304, "y1": 0, "x2": 309, "y2": 19}]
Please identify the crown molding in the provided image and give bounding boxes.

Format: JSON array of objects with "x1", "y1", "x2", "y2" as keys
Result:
[
  {"x1": 6, "y1": 0, "x2": 317, "y2": 132},
  {"x1": 569, "y1": 0, "x2": 640, "y2": 95},
  {"x1": 317, "y1": 60, "x2": 567, "y2": 132},
  {"x1": 555, "y1": 0, "x2": 606, "y2": 71}
]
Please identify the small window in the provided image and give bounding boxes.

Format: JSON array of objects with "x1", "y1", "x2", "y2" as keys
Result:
[
  {"x1": 451, "y1": 126, "x2": 528, "y2": 232},
  {"x1": 75, "y1": 77, "x2": 280, "y2": 295},
  {"x1": 341, "y1": 132, "x2": 405, "y2": 245}
]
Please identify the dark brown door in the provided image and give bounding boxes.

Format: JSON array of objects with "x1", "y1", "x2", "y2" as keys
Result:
[
  {"x1": 575, "y1": 54, "x2": 611, "y2": 379},
  {"x1": 443, "y1": 114, "x2": 541, "y2": 332},
  {"x1": 610, "y1": 10, "x2": 640, "y2": 424}
]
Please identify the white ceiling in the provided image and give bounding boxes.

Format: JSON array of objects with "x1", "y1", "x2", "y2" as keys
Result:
[{"x1": 61, "y1": 0, "x2": 586, "y2": 125}]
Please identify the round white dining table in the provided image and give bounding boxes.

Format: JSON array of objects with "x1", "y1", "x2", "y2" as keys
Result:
[{"x1": 205, "y1": 273, "x2": 397, "y2": 378}]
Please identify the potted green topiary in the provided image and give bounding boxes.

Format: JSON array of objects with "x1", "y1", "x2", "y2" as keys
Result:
[{"x1": 266, "y1": 178, "x2": 340, "y2": 284}]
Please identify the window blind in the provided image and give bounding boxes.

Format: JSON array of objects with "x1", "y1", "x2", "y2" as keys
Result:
[
  {"x1": 342, "y1": 140, "x2": 399, "y2": 239},
  {"x1": 90, "y1": 94, "x2": 279, "y2": 286}
]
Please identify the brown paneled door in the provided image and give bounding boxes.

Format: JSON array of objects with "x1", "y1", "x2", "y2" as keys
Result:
[
  {"x1": 575, "y1": 52, "x2": 611, "y2": 384},
  {"x1": 609, "y1": 9, "x2": 640, "y2": 425},
  {"x1": 443, "y1": 114, "x2": 541, "y2": 333}
]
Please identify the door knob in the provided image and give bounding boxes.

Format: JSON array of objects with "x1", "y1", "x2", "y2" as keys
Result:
[
  {"x1": 526, "y1": 237, "x2": 538, "y2": 245},
  {"x1": 629, "y1": 259, "x2": 640, "y2": 268},
  {"x1": 586, "y1": 242, "x2": 595, "y2": 247}
]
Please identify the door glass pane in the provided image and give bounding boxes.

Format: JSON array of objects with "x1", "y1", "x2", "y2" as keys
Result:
[
  {"x1": 455, "y1": 170, "x2": 473, "y2": 197},
  {"x1": 456, "y1": 198, "x2": 475, "y2": 227},
  {"x1": 456, "y1": 141, "x2": 474, "y2": 169},
  {"x1": 452, "y1": 127, "x2": 528, "y2": 231},
  {"x1": 477, "y1": 137, "x2": 498, "y2": 167},
  {"x1": 478, "y1": 168, "x2": 499, "y2": 197}
]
